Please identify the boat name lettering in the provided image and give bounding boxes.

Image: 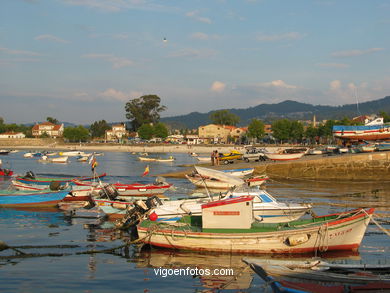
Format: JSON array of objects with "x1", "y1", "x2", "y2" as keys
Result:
[
  {"x1": 329, "y1": 228, "x2": 352, "y2": 239},
  {"x1": 213, "y1": 211, "x2": 240, "y2": 216}
]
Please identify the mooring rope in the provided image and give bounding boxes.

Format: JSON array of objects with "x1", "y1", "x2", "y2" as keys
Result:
[{"x1": 364, "y1": 210, "x2": 390, "y2": 237}]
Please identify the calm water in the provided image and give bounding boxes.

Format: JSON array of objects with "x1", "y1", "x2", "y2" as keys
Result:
[{"x1": 0, "y1": 151, "x2": 389, "y2": 293}]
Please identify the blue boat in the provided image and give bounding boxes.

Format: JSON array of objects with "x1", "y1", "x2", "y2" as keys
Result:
[
  {"x1": 0, "y1": 189, "x2": 70, "y2": 208},
  {"x1": 376, "y1": 142, "x2": 390, "y2": 151}
]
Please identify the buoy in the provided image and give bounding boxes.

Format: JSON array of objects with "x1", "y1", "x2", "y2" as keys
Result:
[{"x1": 149, "y1": 212, "x2": 158, "y2": 221}]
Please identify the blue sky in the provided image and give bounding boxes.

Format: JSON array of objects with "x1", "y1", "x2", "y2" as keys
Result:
[{"x1": 1, "y1": 0, "x2": 389, "y2": 124}]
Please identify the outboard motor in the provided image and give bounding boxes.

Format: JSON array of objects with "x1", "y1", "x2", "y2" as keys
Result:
[
  {"x1": 49, "y1": 181, "x2": 62, "y2": 191},
  {"x1": 24, "y1": 171, "x2": 35, "y2": 179},
  {"x1": 98, "y1": 184, "x2": 119, "y2": 200},
  {"x1": 155, "y1": 176, "x2": 167, "y2": 186},
  {"x1": 115, "y1": 195, "x2": 163, "y2": 233}
]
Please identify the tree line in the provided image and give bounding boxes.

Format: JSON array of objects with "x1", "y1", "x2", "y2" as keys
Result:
[{"x1": 2, "y1": 95, "x2": 390, "y2": 144}]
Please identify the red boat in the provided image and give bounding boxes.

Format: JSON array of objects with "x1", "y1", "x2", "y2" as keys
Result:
[
  {"x1": 0, "y1": 168, "x2": 13, "y2": 176},
  {"x1": 72, "y1": 179, "x2": 172, "y2": 197}
]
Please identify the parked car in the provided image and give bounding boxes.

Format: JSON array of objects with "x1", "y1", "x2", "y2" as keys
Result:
[{"x1": 243, "y1": 147, "x2": 267, "y2": 162}]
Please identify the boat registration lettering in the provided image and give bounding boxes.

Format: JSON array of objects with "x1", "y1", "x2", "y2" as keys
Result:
[
  {"x1": 329, "y1": 228, "x2": 352, "y2": 239},
  {"x1": 213, "y1": 211, "x2": 240, "y2": 216}
]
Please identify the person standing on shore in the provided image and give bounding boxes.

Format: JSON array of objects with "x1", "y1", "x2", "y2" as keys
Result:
[
  {"x1": 215, "y1": 150, "x2": 220, "y2": 166},
  {"x1": 211, "y1": 151, "x2": 215, "y2": 165}
]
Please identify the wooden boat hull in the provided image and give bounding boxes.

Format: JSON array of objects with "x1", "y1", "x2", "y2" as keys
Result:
[
  {"x1": 0, "y1": 169, "x2": 13, "y2": 176},
  {"x1": 243, "y1": 258, "x2": 390, "y2": 284},
  {"x1": 138, "y1": 208, "x2": 373, "y2": 254},
  {"x1": 0, "y1": 189, "x2": 70, "y2": 207},
  {"x1": 196, "y1": 156, "x2": 211, "y2": 162},
  {"x1": 14, "y1": 173, "x2": 107, "y2": 186},
  {"x1": 333, "y1": 125, "x2": 390, "y2": 141},
  {"x1": 138, "y1": 157, "x2": 157, "y2": 161},
  {"x1": 73, "y1": 180, "x2": 172, "y2": 196},
  {"x1": 265, "y1": 152, "x2": 305, "y2": 161},
  {"x1": 222, "y1": 168, "x2": 254, "y2": 177},
  {"x1": 11, "y1": 180, "x2": 91, "y2": 201},
  {"x1": 186, "y1": 175, "x2": 237, "y2": 189}
]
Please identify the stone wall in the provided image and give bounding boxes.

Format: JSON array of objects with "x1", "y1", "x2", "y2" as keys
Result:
[
  {"x1": 0, "y1": 138, "x2": 58, "y2": 147},
  {"x1": 254, "y1": 152, "x2": 390, "y2": 181}
]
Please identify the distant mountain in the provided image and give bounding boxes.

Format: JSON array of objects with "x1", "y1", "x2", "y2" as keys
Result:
[{"x1": 161, "y1": 96, "x2": 390, "y2": 129}]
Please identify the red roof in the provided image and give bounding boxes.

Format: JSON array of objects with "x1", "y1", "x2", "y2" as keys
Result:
[
  {"x1": 0, "y1": 131, "x2": 23, "y2": 135},
  {"x1": 32, "y1": 122, "x2": 62, "y2": 131}
]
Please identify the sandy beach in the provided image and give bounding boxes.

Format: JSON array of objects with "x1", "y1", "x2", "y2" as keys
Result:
[{"x1": 0, "y1": 138, "x2": 259, "y2": 154}]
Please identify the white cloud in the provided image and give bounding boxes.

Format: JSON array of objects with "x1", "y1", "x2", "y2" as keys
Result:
[
  {"x1": 256, "y1": 32, "x2": 306, "y2": 42},
  {"x1": 168, "y1": 48, "x2": 217, "y2": 59},
  {"x1": 190, "y1": 32, "x2": 221, "y2": 40},
  {"x1": 317, "y1": 63, "x2": 349, "y2": 68},
  {"x1": 210, "y1": 81, "x2": 226, "y2": 93},
  {"x1": 62, "y1": 0, "x2": 174, "y2": 13},
  {"x1": 186, "y1": 10, "x2": 212, "y2": 24},
  {"x1": 259, "y1": 80, "x2": 298, "y2": 89},
  {"x1": 99, "y1": 88, "x2": 142, "y2": 101},
  {"x1": 82, "y1": 53, "x2": 133, "y2": 68},
  {"x1": 34, "y1": 34, "x2": 69, "y2": 43},
  {"x1": 0, "y1": 46, "x2": 41, "y2": 56},
  {"x1": 99, "y1": 88, "x2": 128, "y2": 101},
  {"x1": 332, "y1": 48, "x2": 384, "y2": 58},
  {"x1": 330, "y1": 80, "x2": 341, "y2": 90}
]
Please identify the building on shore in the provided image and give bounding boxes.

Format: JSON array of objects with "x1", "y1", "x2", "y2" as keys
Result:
[
  {"x1": 105, "y1": 123, "x2": 128, "y2": 142},
  {"x1": 32, "y1": 122, "x2": 64, "y2": 138},
  {"x1": 198, "y1": 124, "x2": 247, "y2": 144},
  {"x1": 185, "y1": 134, "x2": 203, "y2": 145},
  {"x1": 0, "y1": 131, "x2": 26, "y2": 139}
]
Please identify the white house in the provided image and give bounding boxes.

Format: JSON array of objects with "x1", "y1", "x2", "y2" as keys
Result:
[
  {"x1": 105, "y1": 124, "x2": 128, "y2": 141},
  {"x1": 0, "y1": 131, "x2": 26, "y2": 139}
]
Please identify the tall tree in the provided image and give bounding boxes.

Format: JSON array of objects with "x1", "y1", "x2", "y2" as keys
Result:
[
  {"x1": 305, "y1": 125, "x2": 318, "y2": 144},
  {"x1": 47, "y1": 117, "x2": 59, "y2": 124},
  {"x1": 90, "y1": 120, "x2": 111, "y2": 138},
  {"x1": 379, "y1": 111, "x2": 390, "y2": 123},
  {"x1": 271, "y1": 119, "x2": 291, "y2": 142},
  {"x1": 209, "y1": 110, "x2": 240, "y2": 126},
  {"x1": 63, "y1": 126, "x2": 90, "y2": 142},
  {"x1": 125, "y1": 95, "x2": 166, "y2": 131},
  {"x1": 154, "y1": 122, "x2": 169, "y2": 139},
  {"x1": 290, "y1": 121, "x2": 304, "y2": 142},
  {"x1": 247, "y1": 119, "x2": 265, "y2": 142},
  {"x1": 137, "y1": 124, "x2": 154, "y2": 140}
]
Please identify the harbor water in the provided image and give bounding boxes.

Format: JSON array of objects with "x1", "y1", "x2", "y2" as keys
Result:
[{"x1": 0, "y1": 151, "x2": 389, "y2": 292}]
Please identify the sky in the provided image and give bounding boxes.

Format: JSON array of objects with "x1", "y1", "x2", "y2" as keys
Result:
[{"x1": 1, "y1": 0, "x2": 389, "y2": 124}]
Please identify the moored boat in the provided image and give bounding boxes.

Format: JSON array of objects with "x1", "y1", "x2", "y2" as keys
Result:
[
  {"x1": 14, "y1": 172, "x2": 107, "y2": 186},
  {"x1": 11, "y1": 180, "x2": 93, "y2": 202},
  {"x1": 136, "y1": 196, "x2": 374, "y2": 254},
  {"x1": 38, "y1": 155, "x2": 69, "y2": 163},
  {"x1": 243, "y1": 258, "x2": 390, "y2": 284},
  {"x1": 72, "y1": 179, "x2": 172, "y2": 197},
  {"x1": 244, "y1": 259, "x2": 390, "y2": 293},
  {"x1": 149, "y1": 187, "x2": 310, "y2": 223},
  {"x1": 58, "y1": 150, "x2": 87, "y2": 157},
  {"x1": 155, "y1": 156, "x2": 175, "y2": 162},
  {"x1": 196, "y1": 156, "x2": 211, "y2": 162},
  {"x1": 0, "y1": 189, "x2": 70, "y2": 207},
  {"x1": 264, "y1": 151, "x2": 305, "y2": 161},
  {"x1": 0, "y1": 168, "x2": 13, "y2": 176},
  {"x1": 221, "y1": 167, "x2": 254, "y2": 177},
  {"x1": 138, "y1": 156, "x2": 157, "y2": 162}
]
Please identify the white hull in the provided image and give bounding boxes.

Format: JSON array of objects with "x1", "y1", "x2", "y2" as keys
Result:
[
  {"x1": 265, "y1": 152, "x2": 305, "y2": 161},
  {"x1": 196, "y1": 156, "x2": 211, "y2": 162},
  {"x1": 138, "y1": 157, "x2": 157, "y2": 161},
  {"x1": 222, "y1": 168, "x2": 254, "y2": 177},
  {"x1": 138, "y1": 208, "x2": 373, "y2": 254}
]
